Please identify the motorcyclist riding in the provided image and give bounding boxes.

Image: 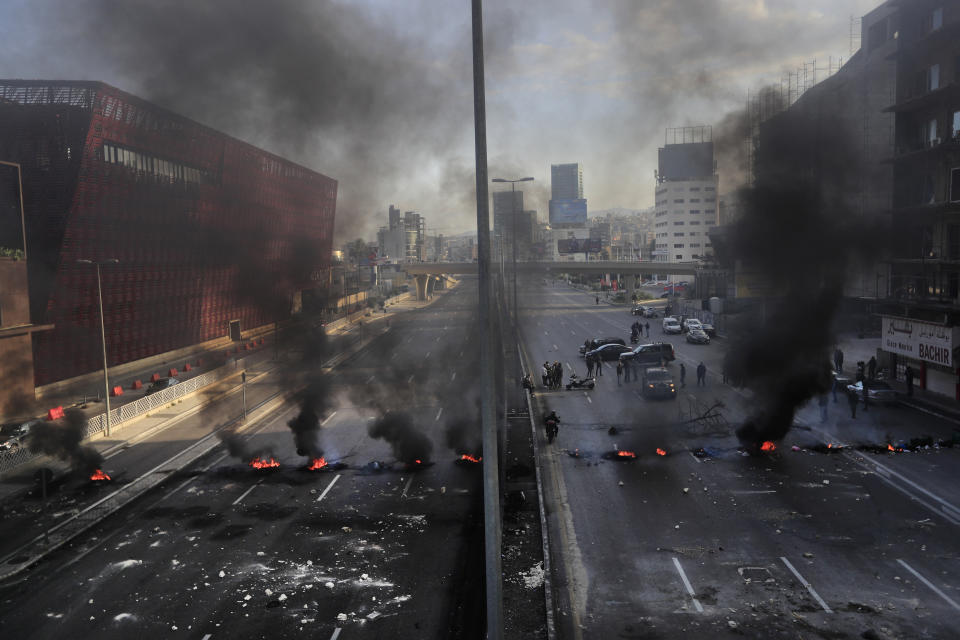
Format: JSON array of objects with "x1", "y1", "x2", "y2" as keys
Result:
[{"x1": 544, "y1": 411, "x2": 560, "y2": 443}]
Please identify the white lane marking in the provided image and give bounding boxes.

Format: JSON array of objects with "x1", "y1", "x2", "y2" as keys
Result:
[
  {"x1": 391, "y1": 352, "x2": 397, "y2": 360},
  {"x1": 732, "y1": 490, "x2": 777, "y2": 495},
  {"x1": 553, "y1": 344, "x2": 558, "y2": 350},
  {"x1": 321, "y1": 411, "x2": 338, "y2": 426},
  {"x1": 407, "y1": 374, "x2": 415, "y2": 384},
  {"x1": 689, "y1": 452, "x2": 704, "y2": 464},
  {"x1": 62, "y1": 528, "x2": 125, "y2": 571},
  {"x1": 570, "y1": 330, "x2": 575, "y2": 335},
  {"x1": 585, "y1": 394, "x2": 592, "y2": 404},
  {"x1": 435, "y1": 407, "x2": 444, "y2": 422},
  {"x1": 329, "y1": 628, "x2": 341, "y2": 640},
  {"x1": 401, "y1": 476, "x2": 415, "y2": 498},
  {"x1": 317, "y1": 474, "x2": 341, "y2": 503},
  {"x1": 425, "y1": 351, "x2": 430, "y2": 358},
  {"x1": 157, "y1": 453, "x2": 229, "y2": 503},
  {"x1": 459, "y1": 350, "x2": 463, "y2": 357},
  {"x1": 781, "y1": 557, "x2": 832, "y2": 613},
  {"x1": 366, "y1": 375, "x2": 375, "y2": 384},
  {"x1": 897, "y1": 559, "x2": 960, "y2": 612},
  {"x1": 232, "y1": 479, "x2": 263, "y2": 506},
  {"x1": 451, "y1": 372, "x2": 457, "y2": 382},
  {"x1": 202, "y1": 635, "x2": 212, "y2": 640},
  {"x1": 671, "y1": 557, "x2": 704, "y2": 613}
]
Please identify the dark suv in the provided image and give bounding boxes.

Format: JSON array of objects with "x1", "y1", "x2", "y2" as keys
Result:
[
  {"x1": 579, "y1": 337, "x2": 626, "y2": 356},
  {"x1": 619, "y1": 342, "x2": 675, "y2": 367},
  {"x1": 642, "y1": 367, "x2": 677, "y2": 399}
]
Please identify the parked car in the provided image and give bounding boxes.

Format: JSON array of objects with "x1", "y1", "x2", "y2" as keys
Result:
[
  {"x1": 631, "y1": 305, "x2": 646, "y2": 316},
  {"x1": 686, "y1": 329, "x2": 710, "y2": 345},
  {"x1": 700, "y1": 322, "x2": 716, "y2": 337},
  {"x1": 145, "y1": 377, "x2": 180, "y2": 395},
  {"x1": 619, "y1": 342, "x2": 676, "y2": 367},
  {"x1": 642, "y1": 306, "x2": 659, "y2": 318},
  {"x1": 682, "y1": 318, "x2": 703, "y2": 333},
  {"x1": 580, "y1": 337, "x2": 626, "y2": 356},
  {"x1": 846, "y1": 380, "x2": 898, "y2": 404},
  {"x1": 641, "y1": 367, "x2": 677, "y2": 399},
  {"x1": 0, "y1": 419, "x2": 38, "y2": 452},
  {"x1": 586, "y1": 343, "x2": 634, "y2": 362},
  {"x1": 662, "y1": 317, "x2": 682, "y2": 334}
]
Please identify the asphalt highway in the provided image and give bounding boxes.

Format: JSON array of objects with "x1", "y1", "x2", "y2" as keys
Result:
[
  {"x1": 523, "y1": 279, "x2": 960, "y2": 640},
  {"x1": 0, "y1": 283, "x2": 486, "y2": 640}
]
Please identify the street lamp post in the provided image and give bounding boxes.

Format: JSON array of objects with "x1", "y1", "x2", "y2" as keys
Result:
[
  {"x1": 77, "y1": 258, "x2": 119, "y2": 437},
  {"x1": 492, "y1": 176, "x2": 534, "y2": 324}
]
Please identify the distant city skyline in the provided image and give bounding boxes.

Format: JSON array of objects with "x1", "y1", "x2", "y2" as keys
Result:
[{"x1": 0, "y1": 0, "x2": 881, "y2": 241}]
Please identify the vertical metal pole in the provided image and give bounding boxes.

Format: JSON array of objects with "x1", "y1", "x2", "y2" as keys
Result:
[
  {"x1": 97, "y1": 263, "x2": 112, "y2": 438},
  {"x1": 471, "y1": 1, "x2": 503, "y2": 637},
  {"x1": 41, "y1": 470, "x2": 49, "y2": 545},
  {"x1": 511, "y1": 181, "x2": 518, "y2": 326},
  {"x1": 242, "y1": 371, "x2": 247, "y2": 423}
]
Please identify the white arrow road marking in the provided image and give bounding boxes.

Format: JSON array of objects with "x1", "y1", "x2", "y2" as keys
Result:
[
  {"x1": 672, "y1": 557, "x2": 704, "y2": 612},
  {"x1": 781, "y1": 557, "x2": 832, "y2": 613},
  {"x1": 232, "y1": 478, "x2": 263, "y2": 507}
]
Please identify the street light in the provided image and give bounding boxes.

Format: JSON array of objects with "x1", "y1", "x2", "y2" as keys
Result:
[
  {"x1": 491, "y1": 176, "x2": 534, "y2": 324},
  {"x1": 77, "y1": 258, "x2": 119, "y2": 437}
]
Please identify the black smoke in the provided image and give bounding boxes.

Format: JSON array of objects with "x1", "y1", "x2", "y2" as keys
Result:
[
  {"x1": 216, "y1": 426, "x2": 252, "y2": 462},
  {"x1": 444, "y1": 414, "x2": 481, "y2": 456},
  {"x1": 717, "y1": 107, "x2": 888, "y2": 446},
  {"x1": 368, "y1": 411, "x2": 433, "y2": 464},
  {"x1": 27, "y1": 409, "x2": 103, "y2": 475}
]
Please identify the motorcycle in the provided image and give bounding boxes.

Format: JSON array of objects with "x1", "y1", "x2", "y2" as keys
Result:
[
  {"x1": 543, "y1": 413, "x2": 560, "y2": 443},
  {"x1": 630, "y1": 332, "x2": 639, "y2": 344},
  {"x1": 566, "y1": 373, "x2": 596, "y2": 391}
]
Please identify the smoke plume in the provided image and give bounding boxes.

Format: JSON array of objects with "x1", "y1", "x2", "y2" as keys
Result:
[
  {"x1": 27, "y1": 408, "x2": 103, "y2": 474},
  {"x1": 717, "y1": 107, "x2": 888, "y2": 447},
  {"x1": 368, "y1": 411, "x2": 433, "y2": 464}
]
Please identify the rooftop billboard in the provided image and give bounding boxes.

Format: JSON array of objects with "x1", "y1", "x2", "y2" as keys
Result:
[{"x1": 549, "y1": 198, "x2": 587, "y2": 225}]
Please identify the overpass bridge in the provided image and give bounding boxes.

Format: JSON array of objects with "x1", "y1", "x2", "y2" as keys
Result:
[{"x1": 401, "y1": 261, "x2": 700, "y2": 300}]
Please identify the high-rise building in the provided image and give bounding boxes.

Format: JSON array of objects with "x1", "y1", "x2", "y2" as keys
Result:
[
  {"x1": 0, "y1": 80, "x2": 336, "y2": 386},
  {"x1": 549, "y1": 162, "x2": 587, "y2": 229},
  {"x1": 551, "y1": 163, "x2": 583, "y2": 199},
  {"x1": 492, "y1": 189, "x2": 524, "y2": 244},
  {"x1": 388, "y1": 204, "x2": 402, "y2": 231},
  {"x1": 653, "y1": 128, "x2": 718, "y2": 264}
]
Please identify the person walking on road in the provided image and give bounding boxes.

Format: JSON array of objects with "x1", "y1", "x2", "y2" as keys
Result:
[
  {"x1": 595, "y1": 295, "x2": 599, "y2": 305},
  {"x1": 696, "y1": 361, "x2": 706, "y2": 386},
  {"x1": 586, "y1": 356, "x2": 594, "y2": 377},
  {"x1": 906, "y1": 365, "x2": 915, "y2": 397},
  {"x1": 867, "y1": 356, "x2": 877, "y2": 381},
  {"x1": 594, "y1": 356, "x2": 602, "y2": 376},
  {"x1": 847, "y1": 387, "x2": 859, "y2": 418},
  {"x1": 542, "y1": 362, "x2": 550, "y2": 387},
  {"x1": 645, "y1": 321, "x2": 650, "y2": 337},
  {"x1": 834, "y1": 348, "x2": 844, "y2": 373},
  {"x1": 679, "y1": 363, "x2": 686, "y2": 388},
  {"x1": 616, "y1": 360, "x2": 623, "y2": 386}
]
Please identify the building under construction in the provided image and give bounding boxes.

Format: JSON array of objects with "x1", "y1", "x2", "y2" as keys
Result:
[{"x1": 0, "y1": 80, "x2": 337, "y2": 386}]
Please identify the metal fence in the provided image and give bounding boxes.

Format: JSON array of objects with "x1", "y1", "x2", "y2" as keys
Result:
[{"x1": 0, "y1": 365, "x2": 239, "y2": 473}]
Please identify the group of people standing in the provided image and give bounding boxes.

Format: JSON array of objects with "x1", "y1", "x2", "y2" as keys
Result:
[
  {"x1": 630, "y1": 320, "x2": 650, "y2": 341},
  {"x1": 541, "y1": 361, "x2": 564, "y2": 390}
]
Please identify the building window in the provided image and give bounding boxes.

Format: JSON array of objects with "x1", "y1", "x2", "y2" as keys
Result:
[
  {"x1": 689, "y1": 209, "x2": 701, "y2": 214},
  {"x1": 690, "y1": 221, "x2": 701, "y2": 225},
  {"x1": 705, "y1": 209, "x2": 715, "y2": 214},
  {"x1": 950, "y1": 168, "x2": 960, "y2": 203},
  {"x1": 675, "y1": 254, "x2": 683, "y2": 260},
  {"x1": 927, "y1": 118, "x2": 939, "y2": 146},
  {"x1": 952, "y1": 111, "x2": 960, "y2": 140},
  {"x1": 927, "y1": 7, "x2": 943, "y2": 32},
  {"x1": 704, "y1": 197, "x2": 716, "y2": 202},
  {"x1": 704, "y1": 186, "x2": 715, "y2": 191},
  {"x1": 673, "y1": 233, "x2": 684, "y2": 238},
  {"x1": 689, "y1": 198, "x2": 700, "y2": 203},
  {"x1": 674, "y1": 199, "x2": 684, "y2": 203},
  {"x1": 930, "y1": 64, "x2": 940, "y2": 91},
  {"x1": 689, "y1": 243, "x2": 701, "y2": 248},
  {"x1": 673, "y1": 221, "x2": 684, "y2": 226}
]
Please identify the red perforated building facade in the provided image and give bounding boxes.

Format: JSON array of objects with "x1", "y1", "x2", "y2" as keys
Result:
[{"x1": 0, "y1": 81, "x2": 337, "y2": 386}]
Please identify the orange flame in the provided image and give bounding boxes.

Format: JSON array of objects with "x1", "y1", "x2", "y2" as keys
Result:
[
  {"x1": 760, "y1": 441, "x2": 776, "y2": 452},
  {"x1": 887, "y1": 444, "x2": 895, "y2": 452},
  {"x1": 307, "y1": 457, "x2": 327, "y2": 470},
  {"x1": 90, "y1": 469, "x2": 111, "y2": 481},
  {"x1": 617, "y1": 450, "x2": 637, "y2": 459},
  {"x1": 827, "y1": 443, "x2": 833, "y2": 448},
  {"x1": 415, "y1": 459, "x2": 422, "y2": 465},
  {"x1": 249, "y1": 457, "x2": 280, "y2": 469},
  {"x1": 460, "y1": 454, "x2": 482, "y2": 463},
  {"x1": 656, "y1": 448, "x2": 667, "y2": 456}
]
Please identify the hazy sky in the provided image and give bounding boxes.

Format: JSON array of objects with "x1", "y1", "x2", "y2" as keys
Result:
[{"x1": 0, "y1": 0, "x2": 881, "y2": 242}]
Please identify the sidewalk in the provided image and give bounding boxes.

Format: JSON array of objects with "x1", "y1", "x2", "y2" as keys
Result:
[{"x1": 836, "y1": 331, "x2": 960, "y2": 425}]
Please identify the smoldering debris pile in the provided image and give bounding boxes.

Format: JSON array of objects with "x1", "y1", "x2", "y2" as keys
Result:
[{"x1": 27, "y1": 408, "x2": 103, "y2": 475}]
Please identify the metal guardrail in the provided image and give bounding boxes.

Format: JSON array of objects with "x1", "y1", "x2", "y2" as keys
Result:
[{"x1": 0, "y1": 365, "x2": 239, "y2": 473}]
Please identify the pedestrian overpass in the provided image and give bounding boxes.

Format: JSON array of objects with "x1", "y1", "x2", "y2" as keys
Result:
[{"x1": 402, "y1": 261, "x2": 700, "y2": 301}]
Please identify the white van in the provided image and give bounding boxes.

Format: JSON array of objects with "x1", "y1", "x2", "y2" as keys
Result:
[{"x1": 662, "y1": 317, "x2": 682, "y2": 334}]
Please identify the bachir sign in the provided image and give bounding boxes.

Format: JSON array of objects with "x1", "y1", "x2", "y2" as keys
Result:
[{"x1": 882, "y1": 317, "x2": 959, "y2": 367}]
